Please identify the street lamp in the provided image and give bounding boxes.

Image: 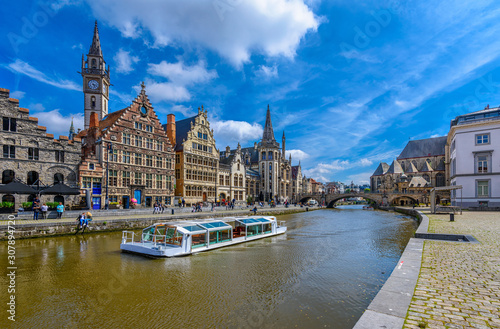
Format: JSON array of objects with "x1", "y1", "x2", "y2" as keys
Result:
[
  {"x1": 213, "y1": 162, "x2": 217, "y2": 206},
  {"x1": 105, "y1": 141, "x2": 113, "y2": 210}
]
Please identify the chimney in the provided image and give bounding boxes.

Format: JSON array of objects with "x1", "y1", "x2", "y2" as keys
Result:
[
  {"x1": 226, "y1": 145, "x2": 230, "y2": 158},
  {"x1": 254, "y1": 142, "x2": 257, "y2": 149},
  {"x1": 90, "y1": 112, "x2": 99, "y2": 128},
  {"x1": 166, "y1": 114, "x2": 176, "y2": 147}
]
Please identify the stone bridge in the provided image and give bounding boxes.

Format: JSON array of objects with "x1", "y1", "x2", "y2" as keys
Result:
[{"x1": 299, "y1": 192, "x2": 427, "y2": 208}]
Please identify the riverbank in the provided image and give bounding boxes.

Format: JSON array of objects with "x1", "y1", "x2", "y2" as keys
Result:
[
  {"x1": 403, "y1": 210, "x2": 500, "y2": 329},
  {"x1": 0, "y1": 206, "x2": 316, "y2": 240}
]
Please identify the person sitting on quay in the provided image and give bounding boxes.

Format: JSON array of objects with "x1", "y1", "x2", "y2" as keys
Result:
[
  {"x1": 56, "y1": 202, "x2": 65, "y2": 219},
  {"x1": 75, "y1": 212, "x2": 86, "y2": 234},
  {"x1": 251, "y1": 206, "x2": 258, "y2": 215},
  {"x1": 85, "y1": 211, "x2": 93, "y2": 222}
]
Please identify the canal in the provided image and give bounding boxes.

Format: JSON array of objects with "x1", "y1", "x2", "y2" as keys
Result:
[{"x1": 0, "y1": 206, "x2": 417, "y2": 328}]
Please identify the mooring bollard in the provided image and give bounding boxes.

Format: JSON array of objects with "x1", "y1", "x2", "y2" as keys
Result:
[
  {"x1": 450, "y1": 213, "x2": 454, "y2": 221},
  {"x1": 306, "y1": 207, "x2": 309, "y2": 212},
  {"x1": 171, "y1": 209, "x2": 174, "y2": 215}
]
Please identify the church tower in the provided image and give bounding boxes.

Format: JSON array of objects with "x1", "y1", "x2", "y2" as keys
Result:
[
  {"x1": 81, "y1": 21, "x2": 110, "y2": 129},
  {"x1": 258, "y1": 105, "x2": 280, "y2": 202}
]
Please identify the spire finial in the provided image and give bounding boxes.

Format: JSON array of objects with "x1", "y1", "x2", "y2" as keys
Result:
[
  {"x1": 88, "y1": 20, "x2": 103, "y2": 57},
  {"x1": 141, "y1": 81, "x2": 146, "y2": 92},
  {"x1": 262, "y1": 104, "x2": 275, "y2": 142}
]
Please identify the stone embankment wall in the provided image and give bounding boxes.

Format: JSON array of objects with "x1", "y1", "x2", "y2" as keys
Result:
[{"x1": 0, "y1": 207, "x2": 312, "y2": 240}]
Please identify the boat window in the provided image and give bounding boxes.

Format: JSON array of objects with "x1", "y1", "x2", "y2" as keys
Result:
[
  {"x1": 209, "y1": 229, "x2": 231, "y2": 244},
  {"x1": 165, "y1": 228, "x2": 182, "y2": 246},
  {"x1": 142, "y1": 226, "x2": 155, "y2": 242},
  {"x1": 263, "y1": 223, "x2": 272, "y2": 233},
  {"x1": 191, "y1": 233, "x2": 207, "y2": 248},
  {"x1": 182, "y1": 225, "x2": 205, "y2": 233},
  {"x1": 247, "y1": 224, "x2": 262, "y2": 236},
  {"x1": 198, "y1": 221, "x2": 231, "y2": 229}
]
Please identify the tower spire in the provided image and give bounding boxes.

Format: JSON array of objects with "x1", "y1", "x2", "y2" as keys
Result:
[
  {"x1": 89, "y1": 20, "x2": 103, "y2": 57},
  {"x1": 262, "y1": 104, "x2": 275, "y2": 142},
  {"x1": 69, "y1": 117, "x2": 75, "y2": 140}
]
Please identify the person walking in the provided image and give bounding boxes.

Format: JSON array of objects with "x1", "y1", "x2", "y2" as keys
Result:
[
  {"x1": 41, "y1": 203, "x2": 48, "y2": 219},
  {"x1": 182, "y1": 198, "x2": 185, "y2": 208},
  {"x1": 33, "y1": 202, "x2": 40, "y2": 220},
  {"x1": 178, "y1": 198, "x2": 182, "y2": 208},
  {"x1": 56, "y1": 202, "x2": 64, "y2": 219}
]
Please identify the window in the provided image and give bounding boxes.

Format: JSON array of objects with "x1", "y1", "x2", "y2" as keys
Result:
[
  {"x1": 109, "y1": 149, "x2": 118, "y2": 162},
  {"x1": 157, "y1": 141, "x2": 163, "y2": 151},
  {"x1": 476, "y1": 133, "x2": 490, "y2": 145},
  {"x1": 146, "y1": 155, "x2": 153, "y2": 167},
  {"x1": 135, "y1": 135, "x2": 142, "y2": 147},
  {"x1": 122, "y1": 133, "x2": 131, "y2": 145},
  {"x1": 109, "y1": 170, "x2": 118, "y2": 186},
  {"x1": 208, "y1": 146, "x2": 212, "y2": 153},
  {"x1": 82, "y1": 177, "x2": 92, "y2": 188},
  {"x1": 175, "y1": 154, "x2": 180, "y2": 164},
  {"x1": 88, "y1": 163, "x2": 95, "y2": 170},
  {"x1": 477, "y1": 180, "x2": 489, "y2": 197},
  {"x1": 262, "y1": 152, "x2": 266, "y2": 160},
  {"x1": 134, "y1": 172, "x2": 142, "y2": 185},
  {"x1": 123, "y1": 151, "x2": 131, "y2": 164},
  {"x1": 198, "y1": 132, "x2": 203, "y2": 139},
  {"x1": 27, "y1": 171, "x2": 38, "y2": 185},
  {"x1": 91, "y1": 96, "x2": 96, "y2": 108},
  {"x1": 451, "y1": 140, "x2": 456, "y2": 152},
  {"x1": 3, "y1": 145, "x2": 15, "y2": 158},
  {"x1": 134, "y1": 122, "x2": 143, "y2": 130},
  {"x1": 166, "y1": 176, "x2": 172, "y2": 189},
  {"x1": 2, "y1": 117, "x2": 16, "y2": 132},
  {"x1": 145, "y1": 125, "x2": 153, "y2": 132},
  {"x1": 477, "y1": 155, "x2": 489, "y2": 173},
  {"x1": 135, "y1": 153, "x2": 142, "y2": 165},
  {"x1": 28, "y1": 147, "x2": 39, "y2": 160},
  {"x1": 146, "y1": 138, "x2": 153, "y2": 149},
  {"x1": 175, "y1": 169, "x2": 180, "y2": 180},
  {"x1": 234, "y1": 175, "x2": 238, "y2": 187},
  {"x1": 203, "y1": 133, "x2": 207, "y2": 140},
  {"x1": 145, "y1": 174, "x2": 153, "y2": 188},
  {"x1": 156, "y1": 175, "x2": 163, "y2": 189},
  {"x1": 55, "y1": 150, "x2": 65, "y2": 163},
  {"x1": 54, "y1": 173, "x2": 64, "y2": 184},
  {"x1": 166, "y1": 158, "x2": 172, "y2": 170},
  {"x1": 122, "y1": 171, "x2": 131, "y2": 187}
]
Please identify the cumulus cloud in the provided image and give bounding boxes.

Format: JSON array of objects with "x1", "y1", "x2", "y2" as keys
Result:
[
  {"x1": 347, "y1": 172, "x2": 372, "y2": 185},
  {"x1": 85, "y1": 0, "x2": 319, "y2": 66},
  {"x1": 114, "y1": 48, "x2": 140, "y2": 74},
  {"x1": 141, "y1": 80, "x2": 191, "y2": 102},
  {"x1": 5, "y1": 59, "x2": 79, "y2": 91},
  {"x1": 255, "y1": 64, "x2": 278, "y2": 79},
  {"x1": 170, "y1": 105, "x2": 196, "y2": 117},
  {"x1": 303, "y1": 158, "x2": 373, "y2": 182},
  {"x1": 148, "y1": 60, "x2": 217, "y2": 85},
  {"x1": 33, "y1": 109, "x2": 84, "y2": 138},
  {"x1": 212, "y1": 120, "x2": 263, "y2": 146},
  {"x1": 285, "y1": 149, "x2": 309, "y2": 161}
]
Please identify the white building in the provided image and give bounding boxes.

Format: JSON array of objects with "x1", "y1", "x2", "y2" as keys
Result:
[{"x1": 447, "y1": 106, "x2": 500, "y2": 208}]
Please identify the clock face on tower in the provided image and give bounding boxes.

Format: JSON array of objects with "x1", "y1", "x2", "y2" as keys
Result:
[{"x1": 88, "y1": 80, "x2": 99, "y2": 90}]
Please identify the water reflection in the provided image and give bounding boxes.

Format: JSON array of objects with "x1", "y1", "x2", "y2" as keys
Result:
[{"x1": 0, "y1": 206, "x2": 417, "y2": 329}]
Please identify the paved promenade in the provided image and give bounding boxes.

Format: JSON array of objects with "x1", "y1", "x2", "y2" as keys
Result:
[{"x1": 404, "y1": 211, "x2": 500, "y2": 329}]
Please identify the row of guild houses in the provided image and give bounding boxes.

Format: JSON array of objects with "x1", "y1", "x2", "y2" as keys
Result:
[{"x1": 0, "y1": 21, "x2": 307, "y2": 210}]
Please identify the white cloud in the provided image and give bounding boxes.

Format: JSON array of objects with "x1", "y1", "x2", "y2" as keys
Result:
[
  {"x1": 347, "y1": 172, "x2": 372, "y2": 185},
  {"x1": 85, "y1": 0, "x2": 319, "y2": 66},
  {"x1": 255, "y1": 65, "x2": 278, "y2": 79},
  {"x1": 5, "y1": 59, "x2": 79, "y2": 91},
  {"x1": 29, "y1": 103, "x2": 45, "y2": 112},
  {"x1": 148, "y1": 60, "x2": 217, "y2": 85},
  {"x1": 141, "y1": 80, "x2": 191, "y2": 103},
  {"x1": 10, "y1": 91, "x2": 25, "y2": 99},
  {"x1": 303, "y1": 158, "x2": 373, "y2": 182},
  {"x1": 32, "y1": 109, "x2": 84, "y2": 138},
  {"x1": 212, "y1": 120, "x2": 263, "y2": 146},
  {"x1": 114, "y1": 48, "x2": 140, "y2": 74},
  {"x1": 285, "y1": 149, "x2": 309, "y2": 161},
  {"x1": 170, "y1": 105, "x2": 196, "y2": 117}
]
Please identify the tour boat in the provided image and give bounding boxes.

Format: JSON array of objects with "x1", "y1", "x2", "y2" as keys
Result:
[{"x1": 120, "y1": 216, "x2": 287, "y2": 257}]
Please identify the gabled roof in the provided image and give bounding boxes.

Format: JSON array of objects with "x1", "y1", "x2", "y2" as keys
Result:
[
  {"x1": 372, "y1": 162, "x2": 389, "y2": 176},
  {"x1": 405, "y1": 162, "x2": 419, "y2": 173},
  {"x1": 241, "y1": 146, "x2": 259, "y2": 163},
  {"x1": 398, "y1": 136, "x2": 447, "y2": 159},
  {"x1": 420, "y1": 161, "x2": 434, "y2": 172},
  {"x1": 387, "y1": 160, "x2": 404, "y2": 174},
  {"x1": 219, "y1": 153, "x2": 235, "y2": 165},
  {"x1": 435, "y1": 158, "x2": 445, "y2": 171},
  {"x1": 100, "y1": 108, "x2": 126, "y2": 132},
  {"x1": 409, "y1": 176, "x2": 430, "y2": 188}
]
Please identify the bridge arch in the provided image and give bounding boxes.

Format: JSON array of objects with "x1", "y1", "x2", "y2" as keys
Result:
[
  {"x1": 326, "y1": 194, "x2": 380, "y2": 208},
  {"x1": 390, "y1": 195, "x2": 419, "y2": 206},
  {"x1": 299, "y1": 196, "x2": 322, "y2": 205}
]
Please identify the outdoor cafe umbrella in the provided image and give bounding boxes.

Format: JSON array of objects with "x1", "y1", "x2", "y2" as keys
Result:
[
  {"x1": 40, "y1": 182, "x2": 80, "y2": 195},
  {"x1": 0, "y1": 181, "x2": 37, "y2": 194}
]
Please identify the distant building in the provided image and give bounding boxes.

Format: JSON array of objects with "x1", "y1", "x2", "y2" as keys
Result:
[
  {"x1": 219, "y1": 144, "x2": 246, "y2": 204},
  {"x1": 447, "y1": 106, "x2": 500, "y2": 208},
  {"x1": 0, "y1": 88, "x2": 81, "y2": 208},
  {"x1": 163, "y1": 107, "x2": 219, "y2": 206}
]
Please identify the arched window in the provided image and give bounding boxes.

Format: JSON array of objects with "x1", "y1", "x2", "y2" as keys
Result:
[
  {"x1": 91, "y1": 59, "x2": 97, "y2": 68},
  {"x1": 268, "y1": 151, "x2": 273, "y2": 160},
  {"x1": 234, "y1": 175, "x2": 238, "y2": 187},
  {"x1": 27, "y1": 171, "x2": 39, "y2": 185},
  {"x1": 239, "y1": 175, "x2": 243, "y2": 187},
  {"x1": 2, "y1": 170, "x2": 15, "y2": 184},
  {"x1": 436, "y1": 173, "x2": 445, "y2": 187},
  {"x1": 54, "y1": 173, "x2": 64, "y2": 184},
  {"x1": 2, "y1": 195, "x2": 14, "y2": 205},
  {"x1": 91, "y1": 96, "x2": 96, "y2": 108},
  {"x1": 262, "y1": 152, "x2": 266, "y2": 160},
  {"x1": 54, "y1": 195, "x2": 64, "y2": 205}
]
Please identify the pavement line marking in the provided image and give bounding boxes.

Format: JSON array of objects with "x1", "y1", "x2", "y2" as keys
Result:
[{"x1": 397, "y1": 261, "x2": 404, "y2": 269}]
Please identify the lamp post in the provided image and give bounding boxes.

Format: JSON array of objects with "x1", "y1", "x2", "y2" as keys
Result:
[
  {"x1": 105, "y1": 141, "x2": 113, "y2": 210},
  {"x1": 213, "y1": 162, "x2": 217, "y2": 206}
]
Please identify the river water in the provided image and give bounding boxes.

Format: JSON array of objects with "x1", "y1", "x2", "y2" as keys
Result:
[{"x1": 1, "y1": 206, "x2": 417, "y2": 329}]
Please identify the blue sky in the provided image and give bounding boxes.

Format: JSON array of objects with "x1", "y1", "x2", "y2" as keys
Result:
[{"x1": 2, "y1": 0, "x2": 500, "y2": 184}]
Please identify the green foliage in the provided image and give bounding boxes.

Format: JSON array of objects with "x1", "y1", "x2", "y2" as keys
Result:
[
  {"x1": 0, "y1": 202, "x2": 14, "y2": 208},
  {"x1": 364, "y1": 188, "x2": 371, "y2": 192},
  {"x1": 46, "y1": 202, "x2": 60, "y2": 209},
  {"x1": 246, "y1": 196, "x2": 253, "y2": 204},
  {"x1": 417, "y1": 321, "x2": 427, "y2": 328},
  {"x1": 109, "y1": 202, "x2": 120, "y2": 205},
  {"x1": 22, "y1": 202, "x2": 33, "y2": 209}
]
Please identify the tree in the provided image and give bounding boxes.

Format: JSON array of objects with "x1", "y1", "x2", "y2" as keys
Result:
[
  {"x1": 364, "y1": 188, "x2": 371, "y2": 193},
  {"x1": 246, "y1": 195, "x2": 253, "y2": 204}
]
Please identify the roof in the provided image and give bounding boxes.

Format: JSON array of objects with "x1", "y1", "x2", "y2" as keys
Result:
[
  {"x1": 371, "y1": 162, "x2": 389, "y2": 176},
  {"x1": 419, "y1": 161, "x2": 434, "y2": 172},
  {"x1": 241, "y1": 146, "x2": 259, "y2": 164},
  {"x1": 405, "y1": 162, "x2": 419, "y2": 173},
  {"x1": 397, "y1": 136, "x2": 447, "y2": 159},
  {"x1": 246, "y1": 168, "x2": 260, "y2": 177},
  {"x1": 387, "y1": 160, "x2": 403, "y2": 174},
  {"x1": 100, "y1": 108, "x2": 126, "y2": 132},
  {"x1": 435, "y1": 158, "x2": 445, "y2": 171},
  {"x1": 162, "y1": 115, "x2": 196, "y2": 151},
  {"x1": 409, "y1": 176, "x2": 430, "y2": 188}
]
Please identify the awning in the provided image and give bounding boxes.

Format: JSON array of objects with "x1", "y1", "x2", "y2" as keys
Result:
[
  {"x1": 40, "y1": 182, "x2": 80, "y2": 195},
  {"x1": 0, "y1": 181, "x2": 37, "y2": 194}
]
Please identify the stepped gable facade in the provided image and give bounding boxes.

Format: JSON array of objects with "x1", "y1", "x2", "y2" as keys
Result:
[{"x1": 0, "y1": 88, "x2": 82, "y2": 208}]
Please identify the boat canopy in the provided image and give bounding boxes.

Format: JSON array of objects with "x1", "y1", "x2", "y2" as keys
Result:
[{"x1": 236, "y1": 217, "x2": 271, "y2": 226}]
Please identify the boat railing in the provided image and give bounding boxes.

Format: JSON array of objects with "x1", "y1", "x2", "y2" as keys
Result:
[
  {"x1": 278, "y1": 221, "x2": 286, "y2": 227},
  {"x1": 122, "y1": 231, "x2": 135, "y2": 244}
]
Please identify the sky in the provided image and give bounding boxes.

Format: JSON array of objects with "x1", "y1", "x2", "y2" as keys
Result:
[{"x1": 2, "y1": 0, "x2": 500, "y2": 185}]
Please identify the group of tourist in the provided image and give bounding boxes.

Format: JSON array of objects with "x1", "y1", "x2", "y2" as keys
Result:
[
  {"x1": 75, "y1": 211, "x2": 92, "y2": 234},
  {"x1": 152, "y1": 202, "x2": 170, "y2": 214},
  {"x1": 29, "y1": 197, "x2": 65, "y2": 220}
]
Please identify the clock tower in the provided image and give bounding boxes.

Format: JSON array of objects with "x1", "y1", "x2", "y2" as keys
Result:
[{"x1": 81, "y1": 21, "x2": 110, "y2": 129}]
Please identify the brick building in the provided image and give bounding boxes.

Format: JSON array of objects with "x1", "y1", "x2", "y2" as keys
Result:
[{"x1": 0, "y1": 88, "x2": 82, "y2": 208}]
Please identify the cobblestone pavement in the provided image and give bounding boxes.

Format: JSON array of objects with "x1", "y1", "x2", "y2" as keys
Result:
[{"x1": 403, "y1": 211, "x2": 500, "y2": 329}]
